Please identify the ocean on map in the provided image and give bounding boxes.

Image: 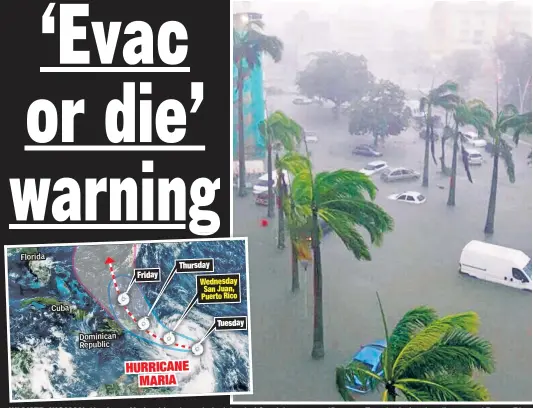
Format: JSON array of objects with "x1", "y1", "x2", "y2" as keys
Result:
[{"x1": 7, "y1": 240, "x2": 250, "y2": 401}]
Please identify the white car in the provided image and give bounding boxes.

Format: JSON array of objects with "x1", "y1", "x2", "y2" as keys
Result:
[
  {"x1": 304, "y1": 132, "x2": 319, "y2": 143},
  {"x1": 252, "y1": 170, "x2": 290, "y2": 195},
  {"x1": 293, "y1": 97, "x2": 313, "y2": 105},
  {"x1": 463, "y1": 131, "x2": 487, "y2": 148},
  {"x1": 359, "y1": 161, "x2": 388, "y2": 176},
  {"x1": 464, "y1": 148, "x2": 483, "y2": 165},
  {"x1": 387, "y1": 191, "x2": 427, "y2": 204}
]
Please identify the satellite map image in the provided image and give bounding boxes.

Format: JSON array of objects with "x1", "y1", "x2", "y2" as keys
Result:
[{"x1": 5, "y1": 238, "x2": 251, "y2": 402}]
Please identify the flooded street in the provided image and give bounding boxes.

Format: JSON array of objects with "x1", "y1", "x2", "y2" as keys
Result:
[{"x1": 233, "y1": 96, "x2": 532, "y2": 402}]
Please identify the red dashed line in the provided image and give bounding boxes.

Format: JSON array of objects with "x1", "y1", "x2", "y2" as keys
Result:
[{"x1": 107, "y1": 262, "x2": 191, "y2": 351}]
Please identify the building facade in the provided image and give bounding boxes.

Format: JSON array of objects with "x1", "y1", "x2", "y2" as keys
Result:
[
  {"x1": 234, "y1": 2, "x2": 266, "y2": 160},
  {"x1": 427, "y1": 0, "x2": 531, "y2": 58}
]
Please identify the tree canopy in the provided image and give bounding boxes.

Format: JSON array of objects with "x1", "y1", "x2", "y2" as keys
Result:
[
  {"x1": 348, "y1": 80, "x2": 410, "y2": 145},
  {"x1": 296, "y1": 51, "x2": 374, "y2": 108}
]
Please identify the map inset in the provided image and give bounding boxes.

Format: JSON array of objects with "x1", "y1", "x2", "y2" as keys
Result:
[{"x1": 5, "y1": 238, "x2": 251, "y2": 402}]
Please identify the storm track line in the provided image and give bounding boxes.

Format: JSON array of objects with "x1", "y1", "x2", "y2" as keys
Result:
[
  {"x1": 147, "y1": 267, "x2": 176, "y2": 316},
  {"x1": 105, "y1": 259, "x2": 192, "y2": 351}
]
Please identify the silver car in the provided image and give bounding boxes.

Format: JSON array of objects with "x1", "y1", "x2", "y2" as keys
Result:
[{"x1": 380, "y1": 167, "x2": 420, "y2": 182}]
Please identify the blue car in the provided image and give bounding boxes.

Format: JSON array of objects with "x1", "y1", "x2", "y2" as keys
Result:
[{"x1": 345, "y1": 339, "x2": 386, "y2": 394}]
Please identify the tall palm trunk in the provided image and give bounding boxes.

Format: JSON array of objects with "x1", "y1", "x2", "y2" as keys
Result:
[
  {"x1": 440, "y1": 136, "x2": 447, "y2": 173},
  {"x1": 447, "y1": 123, "x2": 460, "y2": 206},
  {"x1": 290, "y1": 239, "x2": 299, "y2": 292},
  {"x1": 484, "y1": 139, "x2": 499, "y2": 234},
  {"x1": 289, "y1": 198, "x2": 299, "y2": 291},
  {"x1": 440, "y1": 111, "x2": 449, "y2": 173},
  {"x1": 237, "y1": 63, "x2": 247, "y2": 197},
  {"x1": 422, "y1": 105, "x2": 433, "y2": 187},
  {"x1": 277, "y1": 158, "x2": 286, "y2": 249},
  {"x1": 266, "y1": 142, "x2": 274, "y2": 217},
  {"x1": 388, "y1": 388, "x2": 397, "y2": 401},
  {"x1": 422, "y1": 120, "x2": 431, "y2": 187},
  {"x1": 311, "y1": 205, "x2": 324, "y2": 359}
]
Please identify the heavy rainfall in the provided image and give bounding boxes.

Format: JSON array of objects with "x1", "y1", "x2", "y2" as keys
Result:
[{"x1": 232, "y1": 0, "x2": 532, "y2": 403}]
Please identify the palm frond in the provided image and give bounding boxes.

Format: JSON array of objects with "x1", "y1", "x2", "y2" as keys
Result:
[
  {"x1": 433, "y1": 311, "x2": 480, "y2": 334},
  {"x1": 501, "y1": 110, "x2": 532, "y2": 145},
  {"x1": 395, "y1": 383, "x2": 425, "y2": 401},
  {"x1": 263, "y1": 110, "x2": 303, "y2": 151},
  {"x1": 291, "y1": 167, "x2": 314, "y2": 212},
  {"x1": 435, "y1": 93, "x2": 461, "y2": 108},
  {"x1": 387, "y1": 306, "x2": 439, "y2": 365},
  {"x1": 396, "y1": 378, "x2": 462, "y2": 401},
  {"x1": 431, "y1": 80, "x2": 459, "y2": 97},
  {"x1": 276, "y1": 151, "x2": 310, "y2": 175},
  {"x1": 398, "y1": 375, "x2": 490, "y2": 401},
  {"x1": 502, "y1": 103, "x2": 519, "y2": 116},
  {"x1": 320, "y1": 198, "x2": 394, "y2": 247},
  {"x1": 234, "y1": 25, "x2": 283, "y2": 68},
  {"x1": 335, "y1": 366, "x2": 354, "y2": 401},
  {"x1": 400, "y1": 329, "x2": 494, "y2": 380},
  {"x1": 315, "y1": 170, "x2": 379, "y2": 204},
  {"x1": 393, "y1": 311, "x2": 480, "y2": 377},
  {"x1": 318, "y1": 208, "x2": 372, "y2": 260}
]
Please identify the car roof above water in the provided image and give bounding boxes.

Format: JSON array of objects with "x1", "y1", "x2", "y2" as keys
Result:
[{"x1": 368, "y1": 160, "x2": 386, "y2": 166}]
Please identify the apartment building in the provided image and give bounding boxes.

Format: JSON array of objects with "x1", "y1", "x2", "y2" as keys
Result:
[
  {"x1": 427, "y1": 1, "x2": 531, "y2": 58},
  {"x1": 233, "y1": 1, "x2": 267, "y2": 160}
]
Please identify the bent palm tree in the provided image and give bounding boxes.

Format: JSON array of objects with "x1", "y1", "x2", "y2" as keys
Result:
[
  {"x1": 234, "y1": 21, "x2": 283, "y2": 197},
  {"x1": 447, "y1": 99, "x2": 493, "y2": 206},
  {"x1": 292, "y1": 168, "x2": 394, "y2": 359},
  {"x1": 440, "y1": 110, "x2": 453, "y2": 174},
  {"x1": 419, "y1": 81, "x2": 460, "y2": 187},
  {"x1": 259, "y1": 111, "x2": 303, "y2": 219},
  {"x1": 336, "y1": 293, "x2": 495, "y2": 402},
  {"x1": 274, "y1": 151, "x2": 308, "y2": 253},
  {"x1": 483, "y1": 105, "x2": 532, "y2": 233}
]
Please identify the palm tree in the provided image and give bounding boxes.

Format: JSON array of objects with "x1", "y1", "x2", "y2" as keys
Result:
[
  {"x1": 286, "y1": 193, "x2": 313, "y2": 292},
  {"x1": 234, "y1": 21, "x2": 283, "y2": 197},
  {"x1": 273, "y1": 151, "x2": 308, "y2": 252},
  {"x1": 336, "y1": 293, "x2": 495, "y2": 402},
  {"x1": 259, "y1": 111, "x2": 303, "y2": 220},
  {"x1": 419, "y1": 81, "x2": 460, "y2": 187},
  {"x1": 484, "y1": 105, "x2": 532, "y2": 234},
  {"x1": 292, "y1": 167, "x2": 394, "y2": 359},
  {"x1": 447, "y1": 99, "x2": 493, "y2": 206},
  {"x1": 440, "y1": 110, "x2": 453, "y2": 174}
]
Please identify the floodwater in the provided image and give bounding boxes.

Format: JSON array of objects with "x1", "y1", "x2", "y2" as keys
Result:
[{"x1": 233, "y1": 95, "x2": 532, "y2": 402}]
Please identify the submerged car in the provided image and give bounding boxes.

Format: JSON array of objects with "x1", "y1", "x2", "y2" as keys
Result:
[
  {"x1": 344, "y1": 339, "x2": 386, "y2": 394},
  {"x1": 352, "y1": 145, "x2": 383, "y2": 157},
  {"x1": 359, "y1": 161, "x2": 388, "y2": 176},
  {"x1": 387, "y1": 191, "x2": 427, "y2": 204},
  {"x1": 380, "y1": 167, "x2": 420, "y2": 182},
  {"x1": 293, "y1": 97, "x2": 314, "y2": 105}
]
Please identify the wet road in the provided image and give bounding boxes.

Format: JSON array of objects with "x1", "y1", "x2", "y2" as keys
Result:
[{"x1": 234, "y1": 95, "x2": 532, "y2": 402}]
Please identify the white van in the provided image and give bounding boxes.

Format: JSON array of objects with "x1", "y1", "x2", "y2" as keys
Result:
[
  {"x1": 252, "y1": 170, "x2": 290, "y2": 195},
  {"x1": 459, "y1": 240, "x2": 532, "y2": 291}
]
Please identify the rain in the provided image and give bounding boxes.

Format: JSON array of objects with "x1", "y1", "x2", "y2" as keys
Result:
[{"x1": 233, "y1": 0, "x2": 532, "y2": 403}]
